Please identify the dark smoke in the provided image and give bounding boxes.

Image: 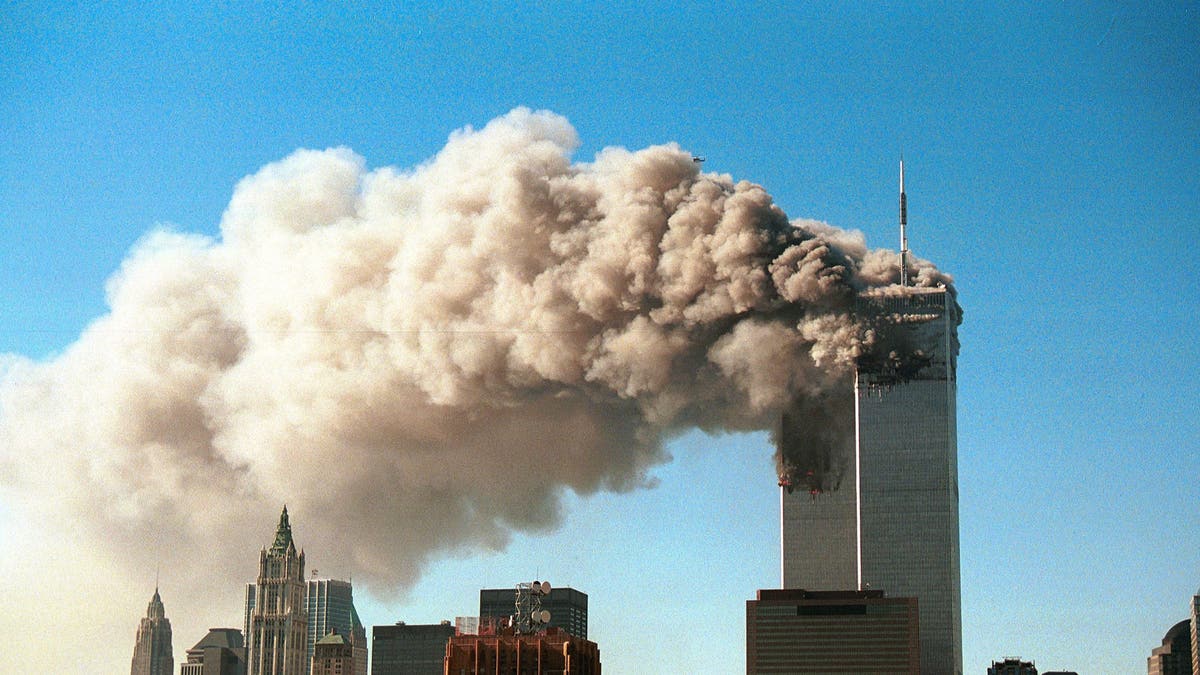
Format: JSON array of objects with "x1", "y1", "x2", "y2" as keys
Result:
[
  {"x1": 774, "y1": 284, "x2": 962, "y2": 496},
  {"x1": 777, "y1": 388, "x2": 856, "y2": 494}
]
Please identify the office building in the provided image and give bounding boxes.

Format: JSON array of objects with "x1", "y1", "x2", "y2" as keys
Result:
[
  {"x1": 312, "y1": 631, "x2": 359, "y2": 675},
  {"x1": 479, "y1": 586, "x2": 588, "y2": 639},
  {"x1": 180, "y1": 628, "x2": 245, "y2": 675},
  {"x1": 245, "y1": 506, "x2": 308, "y2": 675},
  {"x1": 306, "y1": 578, "x2": 367, "y2": 675},
  {"x1": 444, "y1": 626, "x2": 600, "y2": 674},
  {"x1": 131, "y1": 587, "x2": 174, "y2": 675},
  {"x1": 371, "y1": 622, "x2": 456, "y2": 675},
  {"x1": 781, "y1": 286, "x2": 961, "y2": 674},
  {"x1": 780, "y1": 164, "x2": 962, "y2": 675},
  {"x1": 1148, "y1": 619, "x2": 1193, "y2": 675},
  {"x1": 746, "y1": 589, "x2": 919, "y2": 674},
  {"x1": 988, "y1": 658, "x2": 1037, "y2": 675}
]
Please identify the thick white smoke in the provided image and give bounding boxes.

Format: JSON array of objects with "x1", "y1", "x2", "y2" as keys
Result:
[{"x1": 0, "y1": 108, "x2": 954, "y2": 607}]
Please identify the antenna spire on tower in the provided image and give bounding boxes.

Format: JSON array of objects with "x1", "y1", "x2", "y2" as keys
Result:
[{"x1": 899, "y1": 156, "x2": 909, "y2": 287}]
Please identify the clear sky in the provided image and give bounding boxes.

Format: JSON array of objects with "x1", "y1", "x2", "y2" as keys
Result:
[{"x1": 2, "y1": 3, "x2": 1197, "y2": 673}]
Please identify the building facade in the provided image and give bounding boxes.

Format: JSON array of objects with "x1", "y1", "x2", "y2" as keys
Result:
[
  {"x1": 306, "y1": 579, "x2": 367, "y2": 675},
  {"x1": 245, "y1": 507, "x2": 308, "y2": 675},
  {"x1": 180, "y1": 628, "x2": 245, "y2": 675},
  {"x1": 312, "y1": 632, "x2": 357, "y2": 675},
  {"x1": 444, "y1": 627, "x2": 600, "y2": 675},
  {"x1": 479, "y1": 586, "x2": 589, "y2": 639},
  {"x1": 371, "y1": 622, "x2": 456, "y2": 675},
  {"x1": 247, "y1": 577, "x2": 368, "y2": 675},
  {"x1": 781, "y1": 286, "x2": 961, "y2": 675},
  {"x1": 1147, "y1": 619, "x2": 1193, "y2": 675},
  {"x1": 131, "y1": 587, "x2": 174, "y2": 675},
  {"x1": 746, "y1": 589, "x2": 919, "y2": 674}
]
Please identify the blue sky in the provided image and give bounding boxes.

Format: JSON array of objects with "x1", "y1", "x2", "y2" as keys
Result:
[{"x1": 2, "y1": 3, "x2": 1197, "y2": 673}]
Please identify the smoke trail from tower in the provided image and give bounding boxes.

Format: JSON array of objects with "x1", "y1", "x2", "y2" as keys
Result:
[{"x1": 0, "y1": 108, "x2": 955, "y2": 594}]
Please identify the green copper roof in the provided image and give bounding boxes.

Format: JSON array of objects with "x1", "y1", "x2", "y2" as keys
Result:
[
  {"x1": 270, "y1": 505, "x2": 293, "y2": 553},
  {"x1": 315, "y1": 631, "x2": 348, "y2": 646}
]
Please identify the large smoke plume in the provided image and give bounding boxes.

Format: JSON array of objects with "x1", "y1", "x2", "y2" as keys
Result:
[{"x1": 0, "y1": 108, "x2": 954, "y2": 597}]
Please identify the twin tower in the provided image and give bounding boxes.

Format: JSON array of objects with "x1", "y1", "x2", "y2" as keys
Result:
[{"x1": 778, "y1": 161, "x2": 962, "y2": 675}]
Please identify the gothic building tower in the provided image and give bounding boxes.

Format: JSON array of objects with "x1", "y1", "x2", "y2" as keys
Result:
[
  {"x1": 246, "y1": 506, "x2": 308, "y2": 675},
  {"x1": 130, "y1": 587, "x2": 174, "y2": 675}
]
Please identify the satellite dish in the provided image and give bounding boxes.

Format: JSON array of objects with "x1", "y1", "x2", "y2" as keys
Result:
[
  {"x1": 540, "y1": 610, "x2": 551, "y2": 623},
  {"x1": 539, "y1": 581, "x2": 551, "y2": 594}
]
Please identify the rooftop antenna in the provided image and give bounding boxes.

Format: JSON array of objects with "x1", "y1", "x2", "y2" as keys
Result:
[
  {"x1": 899, "y1": 156, "x2": 909, "y2": 287},
  {"x1": 514, "y1": 580, "x2": 551, "y2": 634}
]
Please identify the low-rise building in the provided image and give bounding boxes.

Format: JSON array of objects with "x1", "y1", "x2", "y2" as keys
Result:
[
  {"x1": 444, "y1": 626, "x2": 600, "y2": 674},
  {"x1": 1148, "y1": 620, "x2": 1193, "y2": 675},
  {"x1": 180, "y1": 628, "x2": 245, "y2": 675},
  {"x1": 371, "y1": 622, "x2": 455, "y2": 675},
  {"x1": 746, "y1": 589, "x2": 919, "y2": 675},
  {"x1": 312, "y1": 631, "x2": 356, "y2": 675}
]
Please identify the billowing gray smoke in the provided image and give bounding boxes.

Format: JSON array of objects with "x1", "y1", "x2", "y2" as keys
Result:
[{"x1": 0, "y1": 108, "x2": 954, "y2": 595}]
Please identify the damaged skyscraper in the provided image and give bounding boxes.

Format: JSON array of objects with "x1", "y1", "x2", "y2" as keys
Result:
[{"x1": 779, "y1": 163, "x2": 962, "y2": 675}]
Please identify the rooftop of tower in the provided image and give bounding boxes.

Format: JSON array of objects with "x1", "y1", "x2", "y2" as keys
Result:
[
  {"x1": 145, "y1": 587, "x2": 166, "y2": 620},
  {"x1": 270, "y1": 505, "x2": 294, "y2": 554}
]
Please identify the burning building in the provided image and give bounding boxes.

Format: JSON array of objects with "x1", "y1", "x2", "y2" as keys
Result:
[
  {"x1": 0, "y1": 111, "x2": 964, "y2": 672},
  {"x1": 778, "y1": 162, "x2": 962, "y2": 675}
]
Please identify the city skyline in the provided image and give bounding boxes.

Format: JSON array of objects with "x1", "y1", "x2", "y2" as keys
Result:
[{"x1": 2, "y1": 4, "x2": 1197, "y2": 673}]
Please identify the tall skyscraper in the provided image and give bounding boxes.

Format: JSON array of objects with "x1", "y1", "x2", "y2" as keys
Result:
[
  {"x1": 780, "y1": 164, "x2": 962, "y2": 675},
  {"x1": 245, "y1": 506, "x2": 308, "y2": 675},
  {"x1": 131, "y1": 587, "x2": 174, "y2": 675},
  {"x1": 306, "y1": 578, "x2": 367, "y2": 675}
]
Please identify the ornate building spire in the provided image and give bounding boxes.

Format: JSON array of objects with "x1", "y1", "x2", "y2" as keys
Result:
[
  {"x1": 146, "y1": 587, "x2": 165, "y2": 620},
  {"x1": 131, "y1": 587, "x2": 173, "y2": 675},
  {"x1": 271, "y1": 505, "x2": 294, "y2": 553},
  {"x1": 248, "y1": 506, "x2": 308, "y2": 674}
]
